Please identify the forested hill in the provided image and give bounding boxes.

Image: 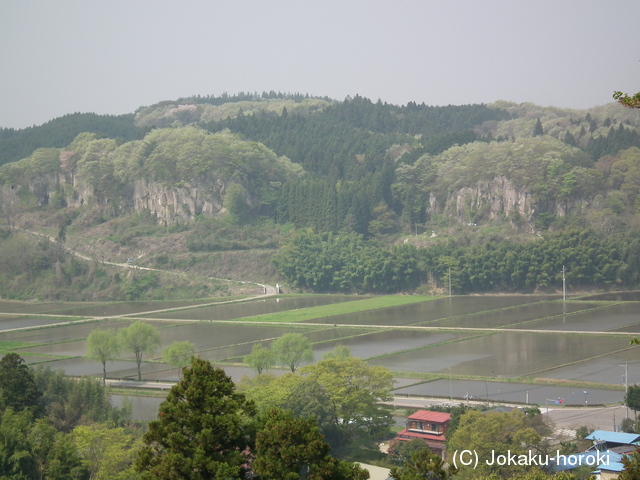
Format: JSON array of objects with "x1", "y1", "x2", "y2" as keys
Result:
[
  {"x1": 2, "y1": 92, "x2": 640, "y2": 298},
  {"x1": 204, "y1": 96, "x2": 511, "y2": 179},
  {"x1": 0, "y1": 113, "x2": 144, "y2": 167}
]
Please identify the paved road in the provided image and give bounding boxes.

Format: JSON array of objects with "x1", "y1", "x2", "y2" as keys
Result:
[
  {"x1": 546, "y1": 404, "x2": 628, "y2": 431},
  {"x1": 106, "y1": 379, "x2": 175, "y2": 391},
  {"x1": 387, "y1": 396, "x2": 627, "y2": 432}
]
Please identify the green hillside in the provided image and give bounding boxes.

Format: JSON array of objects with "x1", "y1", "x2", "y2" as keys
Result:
[{"x1": 1, "y1": 92, "x2": 640, "y2": 299}]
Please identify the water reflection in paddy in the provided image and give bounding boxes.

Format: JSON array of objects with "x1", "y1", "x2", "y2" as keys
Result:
[
  {"x1": 368, "y1": 331, "x2": 632, "y2": 377},
  {"x1": 422, "y1": 301, "x2": 597, "y2": 329},
  {"x1": 0, "y1": 315, "x2": 80, "y2": 332},
  {"x1": 301, "y1": 295, "x2": 558, "y2": 326},
  {"x1": 510, "y1": 302, "x2": 640, "y2": 332},
  {"x1": 311, "y1": 330, "x2": 472, "y2": 359},
  {"x1": 582, "y1": 291, "x2": 640, "y2": 301}
]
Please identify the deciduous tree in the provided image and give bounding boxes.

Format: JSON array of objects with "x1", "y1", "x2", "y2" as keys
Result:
[
  {"x1": 626, "y1": 384, "x2": 640, "y2": 420},
  {"x1": 272, "y1": 333, "x2": 314, "y2": 373},
  {"x1": 74, "y1": 423, "x2": 140, "y2": 480},
  {"x1": 322, "y1": 344, "x2": 351, "y2": 360},
  {"x1": 614, "y1": 90, "x2": 640, "y2": 109},
  {"x1": 300, "y1": 356, "x2": 394, "y2": 455},
  {"x1": 0, "y1": 408, "x2": 36, "y2": 479},
  {"x1": 118, "y1": 321, "x2": 160, "y2": 381},
  {"x1": 161, "y1": 340, "x2": 195, "y2": 379},
  {"x1": 86, "y1": 328, "x2": 120, "y2": 385},
  {"x1": 447, "y1": 410, "x2": 544, "y2": 479},
  {"x1": 244, "y1": 343, "x2": 275, "y2": 374}
]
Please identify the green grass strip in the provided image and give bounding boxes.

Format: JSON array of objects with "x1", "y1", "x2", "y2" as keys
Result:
[
  {"x1": 0, "y1": 341, "x2": 38, "y2": 354},
  {"x1": 219, "y1": 295, "x2": 436, "y2": 323}
]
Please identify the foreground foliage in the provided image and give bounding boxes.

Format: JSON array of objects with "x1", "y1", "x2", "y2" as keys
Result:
[
  {"x1": 136, "y1": 356, "x2": 371, "y2": 479},
  {"x1": 253, "y1": 409, "x2": 369, "y2": 480},
  {"x1": 240, "y1": 349, "x2": 395, "y2": 459},
  {"x1": 447, "y1": 409, "x2": 550, "y2": 479},
  {"x1": 0, "y1": 354, "x2": 135, "y2": 480},
  {"x1": 135, "y1": 357, "x2": 256, "y2": 479}
]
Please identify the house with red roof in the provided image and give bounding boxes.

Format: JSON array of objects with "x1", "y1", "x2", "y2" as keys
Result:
[{"x1": 392, "y1": 410, "x2": 451, "y2": 457}]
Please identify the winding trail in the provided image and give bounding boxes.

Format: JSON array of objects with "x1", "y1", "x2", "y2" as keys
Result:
[{"x1": 0, "y1": 228, "x2": 277, "y2": 332}]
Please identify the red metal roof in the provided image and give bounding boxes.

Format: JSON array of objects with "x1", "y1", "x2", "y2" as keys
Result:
[{"x1": 407, "y1": 410, "x2": 451, "y2": 423}]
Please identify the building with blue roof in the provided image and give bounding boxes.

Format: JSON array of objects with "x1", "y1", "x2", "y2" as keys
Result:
[
  {"x1": 585, "y1": 430, "x2": 640, "y2": 448},
  {"x1": 548, "y1": 450, "x2": 623, "y2": 473},
  {"x1": 597, "y1": 460, "x2": 625, "y2": 480},
  {"x1": 546, "y1": 430, "x2": 640, "y2": 479}
]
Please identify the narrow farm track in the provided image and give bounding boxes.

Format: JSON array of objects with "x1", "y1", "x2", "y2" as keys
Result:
[
  {"x1": 19, "y1": 227, "x2": 276, "y2": 294},
  {"x1": 0, "y1": 228, "x2": 278, "y2": 332}
]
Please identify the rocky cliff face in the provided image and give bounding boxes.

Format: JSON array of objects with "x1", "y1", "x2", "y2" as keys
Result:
[
  {"x1": 430, "y1": 176, "x2": 586, "y2": 227},
  {"x1": 451, "y1": 176, "x2": 534, "y2": 222},
  {"x1": 3, "y1": 172, "x2": 232, "y2": 225},
  {"x1": 131, "y1": 178, "x2": 226, "y2": 223},
  {"x1": 5, "y1": 172, "x2": 585, "y2": 228}
]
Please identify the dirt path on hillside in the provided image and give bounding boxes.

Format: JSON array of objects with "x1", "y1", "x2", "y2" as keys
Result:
[{"x1": 0, "y1": 229, "x2": 278, "y2": 327}]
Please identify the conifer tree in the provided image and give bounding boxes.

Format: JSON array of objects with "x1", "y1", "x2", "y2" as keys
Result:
[
  {"x1": 0, "y1": 353, "x2": 43, "y2": 417},
  {"x1": 135, "y1": 358, "x2": 256, "y2": 479},
  {"x1": 533, "y1": 118, "x2": 544, "y2": 137}
]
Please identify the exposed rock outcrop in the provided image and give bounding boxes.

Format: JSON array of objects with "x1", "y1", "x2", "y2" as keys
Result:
[
  {"x1": 132, "y1": 178, "x2": 226, "y2": 224},
  {"x1": 429, "y1": 176, "x2": 588, "y2": 226}
]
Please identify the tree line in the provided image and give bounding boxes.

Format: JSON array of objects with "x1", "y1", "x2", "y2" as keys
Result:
[
  {"x1": 273, "y1": 228, "x2": 638, "y2": 294},
  {"x1": 86, "y1": 320, "x2": 195, "y2": 383},
  {"x1": 0, "y1": 113, "x2": 142, "y2": 167}
]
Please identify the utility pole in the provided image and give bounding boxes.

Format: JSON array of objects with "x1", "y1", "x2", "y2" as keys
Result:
[
  {"x1": 620, "y1": 363, "x2": 629, "y2": 418},
  {"x1": 449, "y1": 267, "x2": 452, "y2": 297},
  {"x1": 562, "y1": 265, "x2": 566, "y2": 302}
]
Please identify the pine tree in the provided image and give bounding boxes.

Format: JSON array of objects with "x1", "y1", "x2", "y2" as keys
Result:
[{"x1": 533, "y1": 118, "x2": 544, "y2": 137}]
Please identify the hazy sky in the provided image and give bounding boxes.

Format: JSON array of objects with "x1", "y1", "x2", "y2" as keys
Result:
[{"x1": 1, "y1": 0, "x2": 639, "y2": 129}]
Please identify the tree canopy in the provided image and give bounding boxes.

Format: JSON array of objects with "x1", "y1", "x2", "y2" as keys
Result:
[
  {"x1": 614, "y1": 90, "x2": 640, "y2": 109},
  {"x1": 0, "y1": 353, "x2": 44, "y2": 417},
  {"x1": 253, "y1": 408, "x2": 369, "y2": 480},
  {"x1": 447, "y1": 409, "x2": 548, "y2": 479},
  {"x1": 161, "y1": 340, "x2": 195, "y2": 379},
  {"x1": 118, "y1": 321, "x2": 160, "y2": 381},
  {"x1": 244, "y1": 343, "x2": 275, "y2": 375},
  {"x1": 271, "y1": 333, "x2": 314, "y2": 373},
  {"x1": 86, "y1": 328, "x2": 120, "y2": 385},
  {"x1": 135, "y1": 357, "x2": 256, "y2": 479}
]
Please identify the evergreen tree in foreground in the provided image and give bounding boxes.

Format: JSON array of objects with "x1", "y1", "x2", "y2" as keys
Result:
[
  {"x1": 0, "y1": 353, "x2": 44, "y2": 417},
  {"x1": 135, "y1": 357, "x2": 256, "y2": 479}
]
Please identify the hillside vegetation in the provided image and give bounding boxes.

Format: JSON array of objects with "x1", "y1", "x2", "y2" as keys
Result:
[{"x1": 1, "y1": 92, "x2": 640, "y2": 299}]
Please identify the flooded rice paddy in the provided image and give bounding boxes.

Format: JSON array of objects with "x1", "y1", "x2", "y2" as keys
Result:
[
  {"x1": 300, "y1": 295, "x2": 559, "y2": 326},
  {"x1": 145, "y1": 295, "x2": 360, "y2": 321},
  {"x1": 367, "y1": 331, "x2": 631, "y2": 377},
  {"x1": 1, "y1": 292, "x2": 638, "y2": 407},
  {"x1": 394, "y1": 379, "x2": 622, "y2": 406},
  {"x1": 0, "y1": 315, "x2": 83, "y2": 331},
  {"x1": 509, "y1": 303, "x2": 640, "y2": 332}
]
